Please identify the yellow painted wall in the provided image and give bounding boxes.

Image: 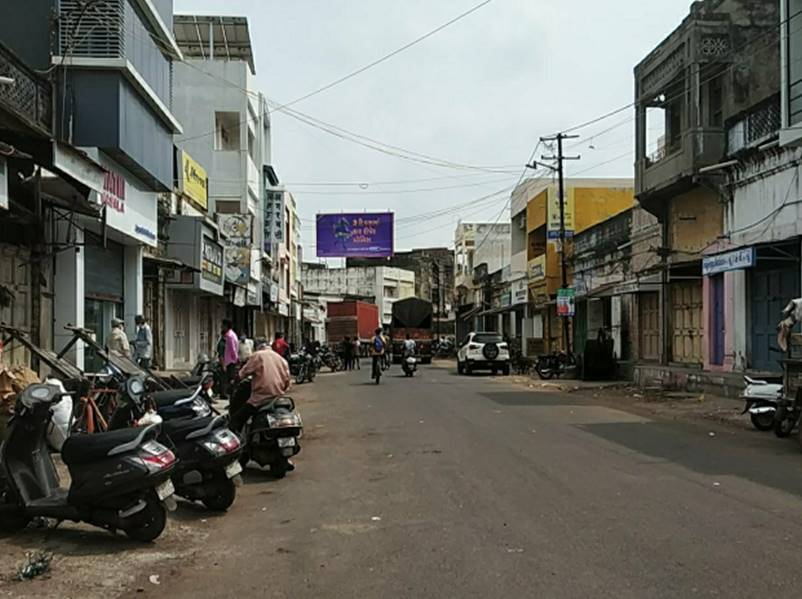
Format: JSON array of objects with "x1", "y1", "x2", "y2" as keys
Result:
[
  {"x1": 573, "y1": 187, "x2": 635, "y2": 233},
  {"x1": 526, "y1": 189, "x2": 547, "y2": 232},
  {"x1": 668, "y1": 187, "x2": 723, "y2": 254}
]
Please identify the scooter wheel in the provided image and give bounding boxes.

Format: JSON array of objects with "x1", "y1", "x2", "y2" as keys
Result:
[
  {"x1": 202, "y1": 479, "x2": 237, "y2": 512},
  {"x1": 750, "y1": 412, "x2": 775, "y2": 432},
  {"x1": 124, "y1": 493, "x2": 167, "y2": 543},
  {"x1": 270, "y1": 460, "x2": 289, "y2": 479}
]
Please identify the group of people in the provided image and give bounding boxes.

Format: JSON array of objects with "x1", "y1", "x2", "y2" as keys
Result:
[
  {"x1": 340, "y1": 337, "x2": 362, "y2": 371},
  {"x1": 106, "y1": 315, "x2": 153, "y2": 368}
]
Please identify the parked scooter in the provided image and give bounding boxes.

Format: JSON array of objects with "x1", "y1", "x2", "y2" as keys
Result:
[
  {"x1": 773, "y1": 388, "x2": 802, "y2": 438},
  {"x1": 109, "y1": 375, "x2": 243, "y2": 511},
  {"x1": 0, "y1": 384, "x2": 176, "y2": 541},
  {"x1": 741, "y1": 376, "x2": 782, "y2": 431},
  {"x1": 535, "y1": 351, "x2": 576, "y2": 380},
  {"x1": 231, "y1": 379, "x2": 303, "y2": 478},
  {"x1": 402, "y1": 352, "x2": 418, "y2": 377}
]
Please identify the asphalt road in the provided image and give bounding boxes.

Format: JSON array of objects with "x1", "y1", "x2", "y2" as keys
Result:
[{"x1": 125, "y1": 363, "x2": 802, "y2": 598}]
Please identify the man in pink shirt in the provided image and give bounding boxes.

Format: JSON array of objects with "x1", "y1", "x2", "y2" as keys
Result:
[
  {"x1": 229, "y1": 339, "x2": 291, "y2": 433},
  {"x1": 220, "y1": 319, "x2": 239, "y2": 399}
]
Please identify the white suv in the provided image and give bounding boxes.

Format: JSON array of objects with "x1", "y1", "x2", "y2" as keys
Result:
[{"x1": 457, "y1": 332, "x2": 510, "y2": 376}]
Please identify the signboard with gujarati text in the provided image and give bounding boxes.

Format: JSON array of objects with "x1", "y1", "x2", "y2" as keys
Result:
[
  {"x1": 316, "y1": 212, "x2": 394, "y2": 258},
  {"x1": 702, "y1": 247, "x2": 755, "y2": 276}
]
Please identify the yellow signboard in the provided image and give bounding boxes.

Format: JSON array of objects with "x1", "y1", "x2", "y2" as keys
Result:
[
  {"x1": 182, "y1": 151, "x2": 208, "y2": 211},
  {"x1": 528, "y1": 254, "x2": 547, "y2": 282},
  {"x1": 547, "y1": 187, "x2": 575, "y2": 240}
]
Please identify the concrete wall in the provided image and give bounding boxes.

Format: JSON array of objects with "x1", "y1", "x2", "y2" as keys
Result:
[{"x1": 668, "y1": 187, "x2": 723, "y2": 257}]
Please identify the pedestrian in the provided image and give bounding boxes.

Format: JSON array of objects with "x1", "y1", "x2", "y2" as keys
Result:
[
  {"x1": 354, "y1": 338, "x2": 361, "y2": 370},
  {"x1": 239, "y1": 333, "x2": 254, "y2": 364},
  {"x1": 133, "y1": 314, "x2": 153, "y2": 369},
  {"x1": 381, "y1": 328, "x2": 391, "y2": 369},
  {"x1": 343, "y1": 336, "x2": 354, "y2": 370},
  {"x1": 106, "y1": 317, "x2": 131, "y2": 358},
  {"x1": 271, "y1": 332, "x2": 290, "y2": 359},
  {"x1": 220, "y1": 319, "x2": 239, "y2": 399}
]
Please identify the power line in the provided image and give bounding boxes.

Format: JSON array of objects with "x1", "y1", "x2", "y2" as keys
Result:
[{"x1": 269, "y1": 0, "x2": 496, "y2": 113}]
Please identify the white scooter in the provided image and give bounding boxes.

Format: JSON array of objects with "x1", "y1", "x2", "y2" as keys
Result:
[
  {"x1": 741, "y1": 376, "x2": 783, "y2": 431},
  {"x1": 402, "y1": 353, "x2": 418, "y2": 377}
]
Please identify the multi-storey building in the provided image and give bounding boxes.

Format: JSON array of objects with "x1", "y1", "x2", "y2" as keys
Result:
[{"x1": 0, "y1": 0, "x2": 183, "y2": 369}]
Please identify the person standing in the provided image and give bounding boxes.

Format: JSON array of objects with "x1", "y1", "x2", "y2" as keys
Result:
[
  {"x1": 133, "y1": 315, "x2": 153, "y2": 368},
  {"x1": 343, "y1": 336, "x2": 354, "y2": 371},
  {"x1": 220, "y1": 319, "x2": 239, "y2": 399},
  {"x1": 106, "y1": 317, "x2": 131, "y2": 358},
  {"x1": 271, "y1": 332, "x2": 290, "y2": 359},
  {"x1": 353, "y1": 338, "x2": 361, "y2": 370}
]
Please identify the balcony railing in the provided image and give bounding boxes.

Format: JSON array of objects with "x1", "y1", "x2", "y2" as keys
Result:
[{"x1": 0, "y1": 43, "x2": 52, "y2": 135}]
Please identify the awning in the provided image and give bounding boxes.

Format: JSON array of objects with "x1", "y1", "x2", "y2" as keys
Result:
[
  {"x1": 477, "y1": 304, "x2": 521, "y2": 317},
  {"x1": 459, "y1": 305, "x2": 483, "y2": 321},
  {"x1": 144, "y1": 254, "x2": 198, "y2": 272}
]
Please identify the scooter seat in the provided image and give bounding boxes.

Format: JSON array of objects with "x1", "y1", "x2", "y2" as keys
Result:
[
  {"x1": 256, "y1": 396, "x2": 294, "y2": 413},
  {"x1": 161, "y1": 416, "x2": 215, "y2": 442},
  {"x1": 152, "y1": 388, "x2": 196, "y2": 406},
  {"x1": 62, "y1": 428, "x2": 149, "y2": 465},
  {"x1": 181, "y1": 375, "x2": 203, "y2": 387}
]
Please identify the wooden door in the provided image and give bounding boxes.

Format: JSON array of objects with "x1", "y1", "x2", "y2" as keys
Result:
[
  {"x1": 638, "y1": 292, "x2": 660, "y2": 361},
  {"x1": 671, "y1": 281, "x2": 703, "y2": 364}
]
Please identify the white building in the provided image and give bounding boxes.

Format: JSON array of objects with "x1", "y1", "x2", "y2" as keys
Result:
[{"x1": 302, "y1": 265, "x2": 415, "y2": 326}]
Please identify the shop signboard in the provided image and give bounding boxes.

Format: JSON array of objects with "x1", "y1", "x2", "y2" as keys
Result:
[
  {"x1": 547, "y1": 187, "x2": 575, "y2": 240},
  {"x1": 556, "y1": 288, "x2": 576, "y2": 317},
  {"x1": 528, "y1": 254, "x2": 547, "y2": 282},
  {"x1": 264, "y1": 185, "x2": 285, "y2": 255},
  {"x1": 702, "y1": 247, "x2": 755, "y2": 276},
  {"x1": 316, "y1": 212, "x2": 394, "y2": 258},
  {"x1": 181, "y1": 151, "x2": 208, "y2": 212},
  {"x1": 200, "y1": 236, "x2": 223, "y2": 286},
  {"x1": 93, "y1": 156, "x2": 157, "y2": 247},
  {"x1": 500, "y1": 292, "x2": 512, "y2": 307},
  {"x1": 513, "y1": 279, "x2": 528, "y2": 305},
  {"x1": 218, "y1": 214, "x2": 253, "y2": 285}
]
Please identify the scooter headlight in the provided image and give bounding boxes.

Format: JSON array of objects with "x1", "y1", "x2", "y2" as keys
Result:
[{"x1": 127, "y1": 376, "x2": 146, "y2": 399}]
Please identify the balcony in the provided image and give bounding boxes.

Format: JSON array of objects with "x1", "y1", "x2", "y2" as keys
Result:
[
  {"x1": 0, "y1": 43, "x2": 52, "y2": 136},
  {"x1": 727, "y1": 99, "x2": 780, "y2": 155}
]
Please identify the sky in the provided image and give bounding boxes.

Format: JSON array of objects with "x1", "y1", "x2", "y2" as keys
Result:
[{"x1": 173, "y1": 0, "x2": 693, "y2": 256}]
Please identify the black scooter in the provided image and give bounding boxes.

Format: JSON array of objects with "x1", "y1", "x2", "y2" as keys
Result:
[
  {"x1": 232, "y1": 380, "x2": 302, "y2": 478},
  {"x1": 110, "y1": 376, "x2": 243, "y2": 511},
  {"x1": 0, "y1": 384, "x2": 176, "y2": 541}
]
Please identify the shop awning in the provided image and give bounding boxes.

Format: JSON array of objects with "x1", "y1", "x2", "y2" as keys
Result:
[{"x1": 143, "y1": 254, "x2": 198, "y2": 272}]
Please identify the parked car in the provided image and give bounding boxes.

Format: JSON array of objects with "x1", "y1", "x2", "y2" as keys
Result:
[{"x1": 457, "y1": 332, "x2": 510, "y2": 376}]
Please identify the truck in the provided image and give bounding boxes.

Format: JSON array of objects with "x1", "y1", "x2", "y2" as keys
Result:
[
  {"x1": 391, "y1": 297, "x2": 433, "y2": 364},
  {"x1": 326, "y1": 301, "x2": 380, "y2": 348}
]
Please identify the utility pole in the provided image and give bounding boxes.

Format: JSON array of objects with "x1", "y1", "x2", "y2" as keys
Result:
[{"x1": 527, "y1": 133, "x2": 580, "y2": 355}]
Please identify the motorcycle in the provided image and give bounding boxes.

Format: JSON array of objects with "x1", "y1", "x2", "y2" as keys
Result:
[
  {"x1": 0, "y1": 384, "x2": 176, "y2": 541},
  {"x1": 288, "y1": 350, "x2": 315, "y2": 384},
  {"x1": 741, "y1": 375, "x2": 782, "y2": 431},
  {"x1": 534, "y1": 351, "x2": 576, "y2": 380},
  {"x1": 231, "y1": 379, "x2": 303, "y2": 478},
  {"x1": 402, "y1": 352, "x2": 418, "y2": 377},
  {"x1": 320, "y1": 346, "x2": 343, "y2": 372},
  {"x1": 110, "y1": 375, "x2": 243, "y2": 511}
]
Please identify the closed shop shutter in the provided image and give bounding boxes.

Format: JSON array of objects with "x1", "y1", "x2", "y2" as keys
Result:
[
  {"x1": 671, "y1": 281, "x2": 703, "y2": 364},
  {"x1": 750, "y1": 266, "x2": 800, "y2": 371},
  {"x1": 638, "y1": 292, "x2": 660, "y2": 361},
  {"x1": 84, "y1": 236, "x2": 124, "y2": 301}
]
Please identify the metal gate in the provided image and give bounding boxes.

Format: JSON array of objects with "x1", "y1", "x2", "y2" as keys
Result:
[
  {"x1": 671, "y1": 281, "x2": 703, "y2": 364},
  {"x1": 751, "y1": 266, "x2": 800, "y2": 372},
  {"x1": 638, "y1": 292, "x2": 660, "y2": 361}
]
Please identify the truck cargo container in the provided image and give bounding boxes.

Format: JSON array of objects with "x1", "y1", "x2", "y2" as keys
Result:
[
  {"x1": 391, "y1": 297, "x2": 433, "y2": 364},
  {"x1": 326, "y1": 301, "x2": 380, "y2": 347}
]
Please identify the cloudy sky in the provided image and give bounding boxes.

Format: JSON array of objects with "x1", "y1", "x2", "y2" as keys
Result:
[{"x1": 174, "y1": 0, "x2": 692, "y2": 255}]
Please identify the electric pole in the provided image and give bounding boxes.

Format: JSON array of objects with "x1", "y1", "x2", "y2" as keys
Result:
[{"x1": 527, "y1": 133, "x2": 580, "y2": 355}]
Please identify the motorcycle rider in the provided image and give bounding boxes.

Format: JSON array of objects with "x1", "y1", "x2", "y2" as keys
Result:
[
  {"x1": 370, "y1": 327, "x2": 386, "y2": 379},
  {"x1": 272, "y1": 332, "x2": 290, "y2": 359},
  {"x1": 403, "y1": 334, "x2": 416, "y2": 357},
  {"x1": 229, "y1": 339, "x2": 292, "y2": 435}
]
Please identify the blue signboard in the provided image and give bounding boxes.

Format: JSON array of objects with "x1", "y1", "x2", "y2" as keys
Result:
[{"x1": 702, "y1": 247, "x2": 756, "y2": 276}]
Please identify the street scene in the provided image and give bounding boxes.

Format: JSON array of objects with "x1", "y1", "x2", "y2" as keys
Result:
[{"x1": 2, "y1": 0, "x2": 802, "y2": 597}]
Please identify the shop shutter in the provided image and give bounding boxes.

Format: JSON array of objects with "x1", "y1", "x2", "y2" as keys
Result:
[{"x1": 84, "y1": 237, "x2": 124, "y2": 301}]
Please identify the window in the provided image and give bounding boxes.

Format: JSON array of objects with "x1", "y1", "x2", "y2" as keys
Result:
[
  {"x1": 789, "y1": 0, "x2": 802, "y2": 125},
  {"x1": 214, "y1": 112, "x2": 241, "y2": 151},
  {"x1": 708, "y1": 76, "x2": 723, "y2": 127}
]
